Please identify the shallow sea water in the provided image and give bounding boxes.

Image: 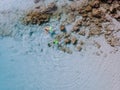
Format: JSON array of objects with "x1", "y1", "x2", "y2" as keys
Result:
[{"x1": 0, "y1": 0, "x2": 120, "y2": 90}]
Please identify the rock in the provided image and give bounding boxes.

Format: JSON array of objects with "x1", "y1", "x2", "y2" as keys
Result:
[
  {"x1": 109, "y1": 5, "x2": 117, "y2": 14},
  {"x1": 45, "y1": 2, "x2": 57, "y2": 13},
  {"x1": 76, "y1": 45, "x2": 82, "y2": 51},
  {"x1": 64, "y1": 33, "x2": 71, "y2": 38},
  {"x1": 67, "y1": 13, "x2": 75, "y2": 23},
  {"x1": 92, "y1": 0, "x2": 100, "y2": 8},
  {"x1": 48, "y1": 43, "x2": 52, "y2": 47},
  {"x1": 72, "y1": 25, "x2": 80, "y2": 32},
  {"x1": 86, "y1": 21, "x2": 91, "y2": 26},
  {"x1": 70, "y1": 3, "x2": 76, "y2": 11},
  {"x1": 55, "y1": 34, "x2": 64, "y2": 41},
  {"x1": 107, "y1": 36, "x2": 120, "y2": 47},
  {"x1": 82, "y1": 13, "x2": 88, "y2": 17},
  {"x1": 79, "y1": 41, "x2": 84, "y2": 45},
  {"x1": 107, "y1": 0, "x2": 113, "y2": 4},
  {"x1": 94, "y1": 19, "x2": 100, "y2": 25},
  {"x1": 104, "y1": 30, "x2": 113, "y2": 35},
  {"x1": 65, "y1": 47, "x2": 72, "y2": 54},
  {"x1": 85, "y1": 5, "x2": 92, "y2": 12},
  {"x1": 34, "y1": 0, "x2": 40, "y2": 3},
  {"x1": 92, "y1": 9, "x2": 101, "y2": 18},
  {"x1": 99, "y1": 7, "x2": 107, "y2": 13},
  {"x1": 101, "y1": 0, "x2": 113, "y2": 4},
  {"x1": 79, "y1": 30, "x2": 86, "y2": 36},
  {"x1": 64, "y1": 38, "x2": 71, "y2": 44},
  {"x1": 60, "y1": 25, "x2": 65, "y2": 31},
  {"x1": 71, "y1": 36, "x2": 77, "y2": 44},
  {"x1": 23, "y1": 11, "x2": 50, "y2": 25},
  {"x1": 75, "y1": 19, "x2": 82, "y2": 26},
  {"x1": 94, "y1": 41, "x2": 101, "y2": 49},
  {"x1": 89, "y1": 28, "x2": 102, "y2": 37},
  {"x1": 79, "y1": 8, "x2": 86, "y2": 14},
  {"x1": 59, "y1": 46, "x2": 72, "y2": 54}
]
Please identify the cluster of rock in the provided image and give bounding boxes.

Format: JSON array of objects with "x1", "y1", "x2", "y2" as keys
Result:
[
  {"x1": 22, "y1": 2, "x2": 58, "y2": 25},
  {"x1": 47, "y1": 25, "x2": 85, "y2": 54},
  {"x1": 22, "y1": 0, "x2": 120, "y2": 54},
  {"x1": 57, "y1": 0, "x2": 120, "y2": 53},
  {"x1": 22, "y1": 11, "x2": 50, "y2": 25}
]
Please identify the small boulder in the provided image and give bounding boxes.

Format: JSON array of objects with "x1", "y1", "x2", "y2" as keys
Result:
[
  {"x1": 75, "y1": 19, "x2": 82, "y2": 26},
  {"x1": 76, "y1": 45, "x2": 82, "y2": 51},
  {"x1": 85, "y1": 5, "x2": 92, "y2": 12},
  {"x1": 64, "y1": 38, "x2": 71, "y2": 44},
  {"x1": 92, "y1": 0, "x2": 100, "y2": 8},
  {"x1": 92, "y1": 9, "x2": 101, "y2": 18},
  {"x1": 60, "y1": 25, "x2": 66, "y2": 31},
  {"x1": 79, "y1": 30, "x2": 86, "y2": 36},
  {"x1": 71, "y1": 36, "x2": 77, "y2": 44},
  {"x1": 72, "y1": 25, "x2": 80, "y2": 32}
]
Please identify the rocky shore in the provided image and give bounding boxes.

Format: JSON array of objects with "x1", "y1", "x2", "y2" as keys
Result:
[{"x1": 22, "y1": 0, "x2": 120, "y2": 54}]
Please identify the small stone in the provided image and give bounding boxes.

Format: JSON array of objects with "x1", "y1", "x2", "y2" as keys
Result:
[
  {"x1": 92, "y1": 0, "x2": 100, "y2": 8},
  {"x1": 79, "y1": 8, "x2": 86, "y2": 14},
  {"x1": 60, "y1": 25, "x2": 65, "y2": 31},
  {"x1": 107, "y1": 0, "x2": 113, "y2": 4},
  {"x1": 85, "y1": 5, "x2": 92, "y2": 12},
  {"x1": 79, "y1": 41, "x2": 84, "y2": 45},
  {"x1": 99, "y1": 7, "x2": 107, "y2": 13},
  {"x1": 64, "y1": 38, "x2": 71, "y2": 44},
  {"x1": 79, "y1": 30, "x2": 86, "y2": 36},
  {"x1": 48, "y1": 43, "x2": 52, "y2": 47},
  {"x1": 94, "y1": 41, "x2": 101, "y2": 49},
  {"x1": 76, "y1": 45, "x2": 82, "y2": 51},
  {"x1": 82, "y1": 13, "x2": 88, "y2": 17},
  {"x1": 46, "y1": 2, "x2": 57, "y2": 13},
  {"x1": 92, "y1": 9, "x2": 101, "y2": 18},
  {"x1": 71, "y1": 36, "x2": 77, "y2": 44},
  {"x1": 59, "y1": 46, "x2": 72, "y2": 54},
  {"x1": 72, "y1": 25, "x2": 80, "y2": 32},
  {"x1": 64, "y1": 33, "x2": 71, "y2": 38},
  {"x1": 34, "y1": 0, "x2": 40, "y2": 3},
  {"x1": 75, "y1": 19, "x2": 82, "y2": 26},
  {"x1": 65, "y1": 48, "x2": 72, "y2": 54},
  {"x1": 89, "y1": 28, "x2": 102, "y2": 37}
]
